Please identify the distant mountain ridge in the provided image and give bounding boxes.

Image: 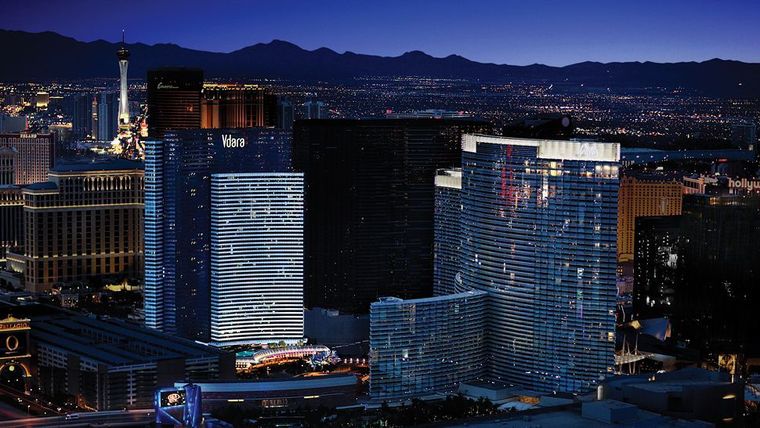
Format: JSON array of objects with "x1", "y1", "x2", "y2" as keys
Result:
[{"x1": 2, "y1": 29, "x2": 759, "y2": 96}]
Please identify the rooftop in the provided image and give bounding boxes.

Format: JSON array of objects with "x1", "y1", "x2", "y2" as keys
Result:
[
  {"x1": 372, "y1": 290, "x2": 487, "y2": 307},
  {"x1": 31, "y1": 313, "x2": 227, "y2": 367},
  {"x1": 462, "y1": 134, "x2": 621, "y2": 162},
  {"x1": 24, "y1": 181, "x2": 57, "y2": 190},
  {"x1": 51, "y1": 158, "x2": 143, "y2": 173}
]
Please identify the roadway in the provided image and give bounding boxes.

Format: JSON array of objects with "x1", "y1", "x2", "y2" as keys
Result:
[
  {"x1": 0, "y1": 383, "x2": 64, "y2": 419},
  {"x1": 0, "y1": 399, "x2": 26, "y2": 419},
  {"x1": 0, "y1": 409, "x2": 154, "y2": 427}
]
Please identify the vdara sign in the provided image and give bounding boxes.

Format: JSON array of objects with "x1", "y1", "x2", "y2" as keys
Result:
[
  {"x1": 221, "y1": 134, "x2": 246, "y2": 148},
  {"x1": 728, "y1": 178, "x2": 760, "y2": 192}
]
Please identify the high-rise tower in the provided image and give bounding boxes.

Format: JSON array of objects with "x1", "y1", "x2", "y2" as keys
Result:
[
  {"x1": 117, "y1": 31, "x2": 130, "y2": 130},
  {"x1": 292, "y1": 118, "x2": 490, "y2": 313},
  {"x1": 459, "y1": 135, "x2": 620, "y2": 393},
  {"x1": 144, "y1": 128, "x2": 296, "y2": 343}
]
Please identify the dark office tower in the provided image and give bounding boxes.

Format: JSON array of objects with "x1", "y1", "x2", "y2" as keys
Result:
[
  {"x1": 433, "y1": 168, "x2": 462, "y2": 296},
  {"x1": 144, "y1": 129, "x2": 293, "y2": 342},
  {"x1": 633, "y1": 216, "x2": 684, "y2": 318},
  {"x1": 293, "y1": 119, "x2": 489, "y2": 314},
  {"x1": 502, "y1": 113, "x2": 575, "y2": 140},
  {"x1": 459, "y1": 135, "x2": 620, "y2": 393},
  {"x1": 675, "y1": 194, "x2": 760, "y2": 355},
  {"x1": 0, "y1": 185, "x2": 22, "y2": 264},
  {"x1": 146, "y1": 68, "x2": 203, "y2": 139},
  {"x1": 0, "y1": 132, "x2": 54, "y2": 185},
  {"x1": 0, "y1": 147, "x2": 14, "y2": 185},
  {"x1": 6, "y1": 160, "x2": 144, "y2": 292},
  {"x1": 0, "y1": 114, "x2": 26, "y2": 133},
  {"x1": 302, "y1": 99, "x2": 326, "y2": 119},
  {"x1": 277, "y1": 96, "x2": 295, "y2": 130},
  {"x1": 201, "y1": 84, "x2": 278, "y2": 129},
  {"x1": 731, "y1": 121, "x2": 756, "y2": 150},
  {"x1": 97, "y1": 92, "x2": 119, "y2": 141}
]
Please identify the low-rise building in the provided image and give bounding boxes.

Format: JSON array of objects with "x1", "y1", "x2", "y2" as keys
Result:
[
  {"x1": 600, "y1": 368, "x2": 743, "y2": 424},
  {"x1": 31, "y1": 313, "x2": 235, "y2": 410}
]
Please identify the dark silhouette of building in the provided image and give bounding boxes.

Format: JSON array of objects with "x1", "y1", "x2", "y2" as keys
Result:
[
  {"x1": 502, "y1": 113, "x2": 574, "y2": 139},
  {"x1": 634, "y1": 194, "x2": 760, "y2": 356},
  {"x1": 293, "y1": 119, "x2": 490, "y2": 314},
  {"x1": 201, "y1": 84, "x2": 277, "y2": 129},
  {"x1": 0, "y1": 185, "x2": 22, "y2": 264},
  {"x1": 67, "y1": 94, "x2": 94, "y2": 139},
  {"x1": 96, "y1": 92, "x2": 119, "y2": 141},
  {"x1": 0, "y1": 147, "x2": 14, "y2": 185},
  {"x1": 277, "y1": 96, "x2": 295, "y2": 130},
  {"x1": 634, "y1": 216, "x2": 684, "y2": 318},
  {"x1": 147, "y1": 68, "x2": 203, "y2": 139}
]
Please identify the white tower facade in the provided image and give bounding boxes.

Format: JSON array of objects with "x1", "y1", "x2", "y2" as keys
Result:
[{"x1": 209, "y1": 172, "x2": 305, "y2": 346}]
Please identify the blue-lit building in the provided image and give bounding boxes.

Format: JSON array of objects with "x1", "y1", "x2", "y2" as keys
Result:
[
  {"x1": 210, "y1": 173, "x2": 304, "y2": 346},
  {"x1": 144, "y1": 129, "x2": 293, "y2": 343},
  {"x1": 369, "y1": 291, "x2": 487, "y2": 401},
  {"x1": 433, "y1": 168, "x2": 462, "y2": 296},
  {"x1": 460, "y1": 135, "x2": 620, "y2": 393},
  {"x1": 96, "y1": 92, "x2": 119, "y2": 141}
]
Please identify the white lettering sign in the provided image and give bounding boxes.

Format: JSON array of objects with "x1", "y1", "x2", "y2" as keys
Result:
[
  {"x1": 729, "y1": 178, "x2": 760, "y2": 192},
  {"x1": 222, "y1": 134, "x2": 246, "y2": 148}
]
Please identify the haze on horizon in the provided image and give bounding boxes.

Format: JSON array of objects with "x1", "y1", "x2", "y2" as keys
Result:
[{"x1": 2, "y1": 0, "x2": 760, "y2": 66}]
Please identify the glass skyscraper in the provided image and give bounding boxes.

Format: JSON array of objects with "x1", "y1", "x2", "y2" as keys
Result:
[
  {"x1": 293, "y1": 119, "x2": 490, "y2": 314},
  {"x1": 433, "y1": 168, "x2": 462, "y2": 296},
  {"x1": 369, "y1": 291, "x2": 486, "y2": 401},
  {"x1": 459, "y1": 135, "x2": 620, "y2": 393},
  {"x1": 210, "y1": 173, "x2": 304, "y2": 346},
  {"x1": 144, "y1": 128, "x2": 294, "y2": 343}
]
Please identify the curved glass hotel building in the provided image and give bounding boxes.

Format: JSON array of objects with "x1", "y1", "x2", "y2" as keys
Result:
[
  {"x1": 369, "y1": 290, "x2": 487, "y2": 400},
  {"x1": 460, "y1": 135, "x2": 619, "y2": 393},
  {"x1": 433, "y1": 168, "x2": 462, "y2": 297}
]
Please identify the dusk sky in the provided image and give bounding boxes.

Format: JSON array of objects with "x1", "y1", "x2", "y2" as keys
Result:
[{"x1": 2, "y1": 0, "x2": 760, "y2": 66}]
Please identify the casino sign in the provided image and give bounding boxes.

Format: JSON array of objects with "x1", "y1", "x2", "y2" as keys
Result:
[{"x1": 0, "y1": 315, "x2": 31, "y2": 392}]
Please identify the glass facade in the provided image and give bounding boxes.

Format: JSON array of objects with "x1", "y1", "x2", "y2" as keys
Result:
[
  {"x1": 460, "y1": 135, "x2": 619, "y2": 393},
  {"x1": 293, "y1": 119, "x2": 490, "y2": 313},
  {"x1": 144, "y1": 128, "x2": 293, "y2": 342},
  {"x1": 210, "y1": 173, "x2": 304, "y2": 346},
  {"x1": 369, "y1": 291, "x2": 487, "y2": 401},
  {"x1": 635, "y1": 194, "x2": 760, "y2": 355},
  {"x1": 433, "y1": 168, "x2": 462, "y2": 296}
]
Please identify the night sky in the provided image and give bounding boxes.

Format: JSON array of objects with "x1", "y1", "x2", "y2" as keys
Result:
[{"x1": 2, "y1": 0, "x2": 759, "y2": 66}]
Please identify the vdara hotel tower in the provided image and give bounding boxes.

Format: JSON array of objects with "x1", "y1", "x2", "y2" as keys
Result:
[
  {"x1": 144, "y1": 129, "x2": 301, "y2": 345},
  {"x1": 210, "y1": 173, "x2": 304, "y2": 346},
  {"x1": 459, "y1": 135, "x2": 620, "y2": 393}
]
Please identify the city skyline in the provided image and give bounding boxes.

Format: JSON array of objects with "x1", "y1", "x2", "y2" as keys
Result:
[
  {"x1": 0, "y1": 2, "x2": 759, "y2": 424},
  {"x1": 1, "y1": 0, "x2": 760, "y2": 66}
]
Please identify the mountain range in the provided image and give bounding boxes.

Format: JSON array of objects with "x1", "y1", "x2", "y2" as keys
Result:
[{"x1": 2, "y1": 29, "x2": 760, "y2": 96}]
